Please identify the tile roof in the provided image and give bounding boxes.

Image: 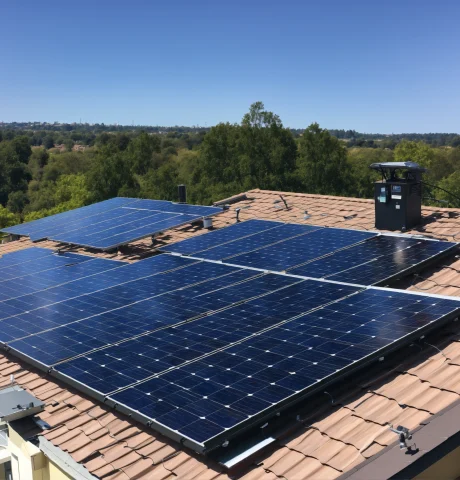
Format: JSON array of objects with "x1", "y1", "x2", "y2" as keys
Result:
[{"x1": 1, "y1": 189, "x2": 460, "y2": 479}]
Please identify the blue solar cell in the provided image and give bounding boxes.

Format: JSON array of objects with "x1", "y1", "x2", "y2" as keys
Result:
[
  {"x1": 0, "y1": 255, "x2": 198, "y2": 337},
  {"x1": 0, "y1": 248, "x2": 90, "y2": 279},
  {"x1": 0, "y1": 248, "x2": 121, "y2": 301},
  {"x1": 325, "y1": 238, "x2": 457, "y2": 285},
  {"x1": 73, "y1": 214, "x2": 201, "y2": 250},
  {"x1": 38, "y1": 208, "x2": 158, "y2": 241},
  {"x1": 53, "y1": 212, "x2": 183, "y2": 248},
  {"x1": 4, "y1": 198, "x2": 134, "y2": 240},
  {"x1": 224, "y1": 228, "x2": 377, "y2": 271},
  {"x1": 108, "y1": 288, "x2": 460, "y2": 449},
  {"x1": 11, "y1": 269, "x2": 274, "y2": 365},
  {"x1": 0, "y1": 247, "x2": 53, "y2": 267},
  {"x1": 54, "y1": 280, "x2": 358, "y2": 394},
  {"x1": 0, "y1": 257, "x2": 122, "y2": 302},
  {"x1": 161, "y1": 220, "x2": 284, "y2": 255},
  {"x1": 0, "y1": 258, "x2": 254, "y2": 344},
  {"x1": 2, "y1": 198, "x2": 222, "y2": 250},
  {"x1": 195, "y1": 224, "x2": 322, "y2": 261},
  {"x1": 125, "y1": 199, "x2": 220, "y2": 217},
  {"x1": 289, "y1": 236, "x2": 457, "y2": 284}
]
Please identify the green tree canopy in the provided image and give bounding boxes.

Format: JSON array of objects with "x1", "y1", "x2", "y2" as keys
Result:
[{"x1": 297, "y1": 123, "x2": 350, "y2": 195}]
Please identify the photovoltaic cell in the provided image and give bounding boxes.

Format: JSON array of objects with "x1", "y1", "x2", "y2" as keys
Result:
[
  {"x1": 289, "y1": 235, "x2": 457, "y2": 284},
  {"x1": 326, "y1": 239, "x2": 457, "y2": 285},
  {"x1": 192, "y1": 224, "x2": 322, "y2": 261},
  {"x1": 0, "y1": 247, "x2": 57, "y2": 267},
  {"x1": 1, "y1": 197, "x2": 222, "y2": 250},
  {"x1": 10, "y1": 268, "x2": 278, "y2": 366},
  {"x1": 0, "y1": 248, "x2": 123, "y2": 302},
  {"x1": 0, "y1": 257, "x2": 238, "y2": 342},
  {"x1": 161, "y1": 220, "x2": 285, "y2": 255},
  {"x1": 224, "y1": 228, "x2": 377, "y2": 271},
  {"x1": 108, "y1": 288, "x2": 460, "y2": 449},
  {"x1": 55, "y1": 279, "x2": 358, "y2": 394},
  {"x1": 3, "y1": 198, "x2": 134, "y2": 240}
]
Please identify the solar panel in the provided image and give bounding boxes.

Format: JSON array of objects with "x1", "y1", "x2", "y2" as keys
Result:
[
  {"x1": 52, "y1": 280, "x2": 358, "y2": 394},
  {"x1": 183, "y1": 223, "x2": 324, "y2": 261},
  {"x1": 0, "y1": 248, "x2": 122, "y2": 301},
  {"x1": 2, "y1": 226, "x2": 459, "y2": 456},
  {"x1": 161, "y1": 220, "x2": 285, "y2": 255},
  {"x1": 0, "y1": 256, "x2": 272, "y2": 343},
  {"x1": 222, "y1": 227, "x2": 377, "y2": 271},
  {"x1": 9, "y1": 270, "x2": 289, "y2": 367},
  {"x1": 105, "y1": 287, "x2": 460, "y2": 451},
  {"x1": 0, "y1": 255, "x2": 198, "y2": 332},
  {"x1": 289, "y1": 235, "x2": 458, "y2": 285},
  {"x1": 1, "y1": 198, "x2": 222, "y2": 250},
  {"x1": 3, "y1": 198, "x2": 134, "y2": 240}
]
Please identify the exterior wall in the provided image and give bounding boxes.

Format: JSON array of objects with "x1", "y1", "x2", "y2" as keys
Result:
[
  {"x1": 45, "y1": 462, "x2": 74, "y2": 480},
  {"x1": 7, "y1": 427, "x2": 73, "y2": 480},
  {"x1": 0, "y1": 463, "x2": 6, "y2": 480},
  {"x1": 415, "y1": 446, "x2": 460, "y2": 480},
  {"x1": 8, "y1": 427, "x2": 43, "y2": 480}
]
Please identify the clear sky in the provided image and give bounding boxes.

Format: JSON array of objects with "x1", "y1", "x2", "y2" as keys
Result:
[{"x1": 1, "y1": 0, "x2": 459, "y2": 132}]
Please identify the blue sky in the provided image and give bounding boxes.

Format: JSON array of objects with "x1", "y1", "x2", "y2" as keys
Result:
[{"x1": 1, "y1": 0, "x2": 459, "y2": 132}]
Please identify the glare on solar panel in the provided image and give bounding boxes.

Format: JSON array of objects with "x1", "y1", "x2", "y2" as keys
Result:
[{"x1": 289, "y1": 235, "x2": 458, "y2": 285}]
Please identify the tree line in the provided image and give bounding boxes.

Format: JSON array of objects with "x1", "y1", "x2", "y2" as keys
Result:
[{"x1": 1, "y1": 102, "x2": 460, "y2": 229}]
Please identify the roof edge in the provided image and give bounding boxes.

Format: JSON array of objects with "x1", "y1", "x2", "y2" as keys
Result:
[
  {"x1": 339, "y1": 398, "x2": 460, "y2": 479},
  {"x1": 39, "y1": 436, "x2": 98, "y2": 480}
]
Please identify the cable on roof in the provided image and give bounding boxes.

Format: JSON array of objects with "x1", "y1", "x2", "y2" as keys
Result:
[
  {"x1": 422, "y1": 181, "x2": 460, "y2": 208},
  {"x1": 422, "y1": 341, "x2": 450, "y2": 361}
]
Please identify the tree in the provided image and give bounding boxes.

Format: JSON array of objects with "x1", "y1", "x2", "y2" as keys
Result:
[
  {"x1": 127, "y1": 132, "x2": 161, "y2": 175},
  {"x1": 394, "y1": 140, "x2": 434, "y2": 169},
  {"x1": 0, "y1": 205, "x2": 19, "y2": 228},
  {"x1": 86, "y1": 146, "x2": 138, "y2": 201},
  {"x1": 28, "y1": 148, "x2": 49, "y2": 181},
  {"x1": 193, "y1": 102, "x2": 297, "y2": 203},
  {"x1": 54, "y1": 174, "x2": 90, "y2": 207},
  {"x1": 437, "y1": 171, "x2": 460, "y2": 207},
  {"x1": 297, "y1": 123, "x2": 350, "y2": 195},
  {"x1": 239, "y1": 102, "x2": 297, "y2": 191},
  {"x1": 12, "y1": 136, "x2": 32, "y2": 164},
  {"x1": 43, "y1": 135, "x2": 55, "y2": 149},
  {"x1": 347, "y1": 147, "x2": 394, "y2": 198},
  {"x1": 7, "y1": 191, "x2": 28, "y2": 214}
]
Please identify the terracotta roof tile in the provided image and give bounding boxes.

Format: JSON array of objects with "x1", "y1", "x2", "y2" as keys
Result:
[{"x1": 239, "y1": 467, "x2": 279, "y2": 480}]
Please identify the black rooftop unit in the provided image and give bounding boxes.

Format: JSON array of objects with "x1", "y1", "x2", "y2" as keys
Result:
[{"x1": 370, "y1": 161, "x2": 426, "y2": 231}]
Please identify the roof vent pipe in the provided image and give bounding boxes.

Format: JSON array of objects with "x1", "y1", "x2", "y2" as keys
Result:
[{"x1": 178, "y1": 184, "x2": 187, "y2": 204}]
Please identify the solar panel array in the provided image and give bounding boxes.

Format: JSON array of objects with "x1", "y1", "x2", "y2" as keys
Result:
[
  {"x1": 1, "y1": 198, "x2": 222, "y2": 250},
  {"x1": 109, "y1": 288, "x2": 460, "y2": 447},
  {"x1": 163, "y1": 220, "x2": 456, "y2": 285},
  {"x1": 1, "y1": 217, "x2": 459, "y2": 454}
]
